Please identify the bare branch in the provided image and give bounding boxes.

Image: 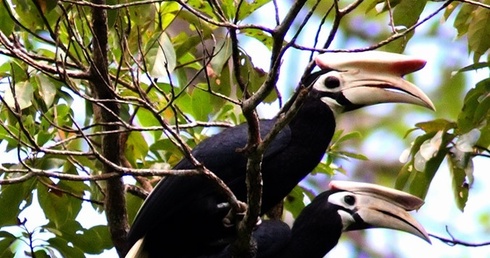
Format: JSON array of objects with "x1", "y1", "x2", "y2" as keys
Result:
[
  {"x1": 458, "y1": 0, "x2": 490, "y2": 9},
  {"x1": 0, "y1": 32, "x2": 90, "y2": 79},
  {"x1": 430, "y1": 226, "x2": 490, "y2": 247},
  {"x1": 291, "y1": 0, "x2": 453, "y2": 53},
  {"x1": 38, "y1": 179, "x2": 105, "y2": 206},
  {"x1": 0, "y1": 165, "x2": 206, "y2": 185},
  {"x1": 126, "y1": 184, "x2": 150, "y2": 199},
  {"x1": 60, "y1": 0, "x2": 163, "y2": 9}
]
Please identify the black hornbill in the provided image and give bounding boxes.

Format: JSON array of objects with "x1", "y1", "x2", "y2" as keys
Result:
[
  {"x1": 193, "y1": 181, "x2": 431, "y2": 258},
  {"x1": 126, "y1": 51, "x2": 435, "y2": 258}
]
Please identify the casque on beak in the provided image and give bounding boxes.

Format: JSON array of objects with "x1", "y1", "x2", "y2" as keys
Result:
[
  {"x1": 329, "y1": 181, "x2": 432, "y2": 243},
  {"x1": 315, "y1": 51, "x2": 435, "y2": 111}
]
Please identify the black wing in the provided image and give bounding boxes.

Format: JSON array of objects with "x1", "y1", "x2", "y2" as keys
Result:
[
  {"x1": 193, "y1": 220, "x2": 292, "y2": 258},
  {"x1": 128, "y1": 119, "x2": 291, "y2": 256}
]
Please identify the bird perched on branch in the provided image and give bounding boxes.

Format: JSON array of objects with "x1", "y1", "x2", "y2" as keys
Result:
[
  {"x1": 194, "y1": 180, "x2": 431, "y2": 258},
  {"x1": 126, "y1": 51, "x2": 435, "y2": 258}
]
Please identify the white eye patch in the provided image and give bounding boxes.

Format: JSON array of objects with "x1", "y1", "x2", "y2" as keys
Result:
[
  {"x1": 312, "y1": 71, "x2": 343, "y2": 93},
  {"x1": 328, "y1": 192, "x2": 358, "y2": 230},
  {"x1": 327, "y1": 192, "x2": 357, "y2": 209}
]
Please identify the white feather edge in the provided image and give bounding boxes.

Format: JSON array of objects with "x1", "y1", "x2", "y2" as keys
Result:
[{"x1": 125, "y1": 237, "x2": 148, "y2": 258}]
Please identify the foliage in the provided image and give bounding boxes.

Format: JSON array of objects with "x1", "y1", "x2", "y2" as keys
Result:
[{"x1": 0, "y1": 0, "x2": 489, "y2": 257}]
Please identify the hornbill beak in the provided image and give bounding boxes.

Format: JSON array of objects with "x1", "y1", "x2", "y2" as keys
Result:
[
  {"x1": 315, "y1": 51, "x2": 435, "y2": 111},
  {"x1": 329, "y1": 180, "x2": 431, "y2": 243}
]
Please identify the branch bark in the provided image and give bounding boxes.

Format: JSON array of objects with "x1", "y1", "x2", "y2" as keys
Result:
[
  {"x1": 229, "y1": 1, "x2": 308, "y2": 257},
  {"x1": 89, "y1": 0, "x2": 129, "y2": 256}
]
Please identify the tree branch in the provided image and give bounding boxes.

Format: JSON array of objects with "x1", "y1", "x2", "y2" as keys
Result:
[
  {"x1": 291, "y1": 0, "x2": 453, "y2": 53},
  {"x1": 88, "y1": 0, "x2": 129, "y2": 256},
  {"x1": 229, "y1": 0, "x2": 309, "y2": 256},
  {"x1": 458, "y1": 0, "x2": 490, "y2": 9},
  {"x1": 430, "y1": 226, "x2": 490, "y2": 247}
]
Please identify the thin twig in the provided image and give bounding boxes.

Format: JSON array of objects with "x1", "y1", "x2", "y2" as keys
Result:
[
  {"x1": 430, "y1": 226, "x2": 490, "y2": 247},
  {"x1": 458, "y1": 0, "x2": 490, "y2": 9}
]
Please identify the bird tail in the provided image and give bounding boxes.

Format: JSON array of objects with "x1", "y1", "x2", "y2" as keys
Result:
[{"x1": 125, "y1": 237, "x2": 148, "y2": 258}]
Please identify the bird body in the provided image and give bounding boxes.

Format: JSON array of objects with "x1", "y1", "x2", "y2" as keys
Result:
[
  {"x1": 194, "y1": 181, "x2": 431, "y2": 258},
  {"x1": 126, "y1": 51, "x2": 435, "y2": 258},
  {"x1": 128, "y1": 94, "x2": 336, "y2": 257}
]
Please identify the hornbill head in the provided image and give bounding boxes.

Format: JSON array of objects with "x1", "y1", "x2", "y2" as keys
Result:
[
  {"x1": 327, "y1": 180, "x2": 431, "y2": 242},
  {"x1": 306, "y1": 51, "x2": 435, "y2": 114}
]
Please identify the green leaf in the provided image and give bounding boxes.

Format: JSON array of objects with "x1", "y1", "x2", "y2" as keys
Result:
[
  {"x1": 447, "y1": 149, "x2": 471, "y2": 211},
  {"x1": 3, "y1": 81, "x2": 34, "y2": 110},
  {"x1": 467, "y1": 6, "x2": 490, "y2": 62},
  {"x1": 0, "y1": 231, "x2": 15, "y2": 256},
  {"x1": 36, "y1": 129, "x2": 55, "y2": 147},
  {"x1": 37, "y1": 181, "x2": 83, "y2": 228},
  {"x1": 82, "y1": 225, "x2": 113, "y2": 253},
  {"x1": 237, "y1": 50, "x2": 272, "y2": 102},
  {"x1": 332, "y1": 131, "x2": 362, "y2": 146},
  {"x1": 0, "y1": 1, "x2": 15, "y2": 35},
  {"x1": 397, "y1": 128, "x2": 456, "y2": 199},
  {"x1": 240, "y1": 29, "x2": 275, "y2": 51},
  {"x1": 150, "y1": 138, "x2": 188, "y2": 165},
  {"x1": 35, "y1": 74, "x2": 57, "y2": 108},
  {"x1": 33, "y1": 249, "x2": 51, "y2": 258},
  {"x1": 334, "y1": 151, "x2": 369, "y2": 161},
  {"x1": 474, "y1": 92, "x2": 490, "y2": 125},
  {"x1": 457, "y1": 78, "x2": 490, "y2": 133},
  {"x1": 10, "y1": 0, "x2": 44, "y2": 31},
  {"x1": 47, "y1": 221, "x2": 112, "y2": 254},
  {"x1": 477, "y1": 122, "x2": 490, "y2": 149},
  {"x1": 453, "y1": 3, "x2": 477, "y2": 38},
  {"x1": 221, "y1": 0, "x2": 237, "y2": 20},
  {"x1": 159, "y1": 2, "x2": 181, "y2": 30},
  {"x1": 384, "y1": 0, "x2": 427, "y2": 53},
  {"x1": 443, "y1": 2, "x2": 460, "y2": 21},
  {"x1": 408, "y1": 141, "x2": 448, "y2": 199},
  {"x1": 396, "y1": 131, "x2": 435, "y2": 191},
  {"x1": 284, "y1": 186, "x2": 308, "y2": 219},
  {"x1": 313, "y1": 158, "x2": 343, "y2": 176},
  {"x1": 415, "y1": 119, "x2": 457, "y2": 133},
  {"x1": 457, "y1": 62, "x2": 490, "y2": 73},
  {"x1": 127, "y1": 191, "x2": 145, "y2": 227},
  {"x1": 149, "y1": 32, "x2": 177, "y2": 77},
  {"x1": 127, "y1": 0, "x2": 157, "y2": 33},
  {"x1": 135, "y1": 108, "x2": 163, "y2": 141},
  {"x1": 0, "y1": 61, "x2": 29, "y2": 82},
  {"x1": 186, "y1": 0, "x2": 216, "y2": 20},
  {"x1": 43, "y1": 104, "x2": 73, "y2": 129},
  {"x1": 47, "y1": 236, "x2": 85, "y2": 258},
  {"x1": 0, "y1": 178, "x2": 37, "y2": 227},
  {"x1": 177, "y1": 88, "x2": 213, "y2": 121},
  {"x1": 237, "y1": 0, "x2": 271, "y2": 19},
  {"x1": 173, "y1": 11, "x2": 215, "y2": 57},
  {"x1": 210, "y1": 38, "x2": 233, "y2": 76},
  {"x1": 125, "y1": 131, "x2": 150, "y2": 167},
  {"x1": 365, "y1": 0, "x2": 403, "y2": 14}
]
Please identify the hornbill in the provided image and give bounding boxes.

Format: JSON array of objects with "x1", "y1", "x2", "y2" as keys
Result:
[
  {"x1": 193, "y1": 181, "x2": 431, "y2": 258},
  {"x1": 126, "y1": 51, "x2": 435, "y2": 258}
]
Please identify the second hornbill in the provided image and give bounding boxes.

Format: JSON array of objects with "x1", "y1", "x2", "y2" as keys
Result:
[
  {"x1": 127, "y1": 51, "x2": 435, "y2": 257},
  {"x1": 194, "y1": 181, "x2": 431, "y2": 258}
]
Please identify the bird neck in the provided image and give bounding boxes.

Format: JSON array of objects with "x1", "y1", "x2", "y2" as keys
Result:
[
  {"x1": 283, "y1": 192, "x2": 343, "y2": 258},
  {"x1": 289, "y1": 92, "x2": 336, "y2": 144}
]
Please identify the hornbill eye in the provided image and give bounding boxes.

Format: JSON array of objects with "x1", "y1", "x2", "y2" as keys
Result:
[
  {"x1": 343, "y1": 195, "x2": 356, "y2": 206},
  {"x1": 324, "y1": 76, "x2": 340, "y2": 89}
]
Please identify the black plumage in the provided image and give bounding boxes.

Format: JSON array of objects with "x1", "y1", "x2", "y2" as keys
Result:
[
  {"x1": 129, "y1": 86, "x2": 336, "y2": 257},
  {"x1": 126, "y1": 51, "x2": 434, "y2": 258},
  {"x1": 194, "y1": 181, "x2": 431, "y2": 258}
]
